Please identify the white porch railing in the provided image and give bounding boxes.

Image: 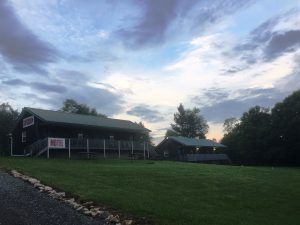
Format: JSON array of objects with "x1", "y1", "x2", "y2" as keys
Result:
[{"x1": 24, "y1": 137, "x2": 150, "y2": 159}]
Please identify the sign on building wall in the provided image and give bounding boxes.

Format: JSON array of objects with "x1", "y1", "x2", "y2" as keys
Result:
[
  {"x1": 23, "y1": 116, "x2": 34, "y2": 128},
  {"x1": 48, "y1": 138, "x2": 65, "y2": 149}
]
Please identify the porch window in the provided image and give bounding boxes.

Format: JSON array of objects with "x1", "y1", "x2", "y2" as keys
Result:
[
  {"x1": 78, "y1": 133, "x2": 83, "y2": 139},
  {"x1": 164, "y1": 150, "x2": 169, "y2": 157},
  {"x1": 22, "y1": 131, "x2": 26, "y2": 143}
]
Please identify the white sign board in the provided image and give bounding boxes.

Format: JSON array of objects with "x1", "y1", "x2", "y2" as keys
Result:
[
  {"x1": 23, "y1": 116, "x2": 34, "y2": 128},
  {"x1": 48, "y1": 138, "x2": 65, "y2": 149}
]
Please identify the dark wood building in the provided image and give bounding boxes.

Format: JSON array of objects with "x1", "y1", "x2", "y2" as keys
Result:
[
  {"x1": 156, "y1": 136, "x2": 230, "y2": 164},
  {"x1": 12, "y1": 107, "x2": 150, "y2": 157}
]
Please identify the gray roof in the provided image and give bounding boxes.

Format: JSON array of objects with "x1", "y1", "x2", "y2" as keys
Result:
[
  {"x1": 162, "y1": 136, "x2": 226, "y2": 148},
  {"x1": 23, "y1": 107, "x2": 150, "y2": 132}
]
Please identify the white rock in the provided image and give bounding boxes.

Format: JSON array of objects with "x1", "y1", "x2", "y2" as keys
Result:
[
  {"x1": 76, "y1": 206, "x2": 83, "y2": 211},
  {"x1": 124, "y1": 219, "x2": 133, "y2": 225},
  {"x1": 28, "y1": 178, "x2": 40, "y2": 184},
  {"x1": 65, "y1": 198, "x2": 76, "y2": 206},
  {"x1": 38, "y1": 186, "x2": 45, "y2": 191},
  {"x1": 71, "y1": 202, "x2": 81, "y2": 209},
  {"x1": 13, "y1": 173, "x2": 21, "y2": 178},
  {"x1": 56, "y1": 192, "x2": 66, "y2": 197},
  {"x1": 90, "y1": 207, "x2": 100, "y2": 213},
  {"x1": 11, "y1": 170, "x2": 22, "y2": 178},
  {"x1": 105, "y1": 215, "x2": 120, "y2": 223},
  {"x1": 44, "y1": 186, "x2": 53, "y2": 191},
  {"x1": 81, "y1": 207, "x2": 89, "y2": 212},
  {"x1": 83, "y1": 210, "x2": 91, "y2": 215},
  {"x1": 83, "y1": 201, "x2": 93, "y2": 206},
  {"x1": 34, "y1": 183, "x2": 44, "y2": 188},
  {"x1": 49, "y1": 193, "x2": 60, "y2": 199},
  {"x1": 21, "y1": 175, "x2": 30, "y2": 181},
  {"x1": 91, "y1": 207, "x2": 101, "y2": 211}
]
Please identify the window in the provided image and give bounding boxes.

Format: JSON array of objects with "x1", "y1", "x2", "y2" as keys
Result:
[
  {"x1": 109, "y1": 135, "x2": 114, "y2": 140},
  {"x1": 78, "y1": 133, "x2": 83, "y2": 139},
  {"x1": 164, "y1": 150, "x2": 169, "y2": 157},
  {"x1": 22, "y1": 131, "x2": 26, "y2": 143}
]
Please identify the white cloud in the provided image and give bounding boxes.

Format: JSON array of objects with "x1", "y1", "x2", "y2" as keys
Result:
[
  {"x1": 3, "y1": 0, "x2": 300, "y2": 144},
  {"x1": 97, "y1": 30, "x2": 110, "y2": 40},
  {"x1": 103, "y1": 26, "x2": 300, "y2": 141}
]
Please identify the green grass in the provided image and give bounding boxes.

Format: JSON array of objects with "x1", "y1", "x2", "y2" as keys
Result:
[{"x1": 0, "y1": 157, "x2": 299, "y2": 225}]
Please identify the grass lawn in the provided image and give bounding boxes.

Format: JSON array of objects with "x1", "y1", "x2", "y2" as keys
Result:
[{"x1": 0, "y1": 157, "x2": 299, "y2": 225}]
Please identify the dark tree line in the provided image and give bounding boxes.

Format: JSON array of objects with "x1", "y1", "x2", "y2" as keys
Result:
[
  {"x1": 61, "y1": 99, "x2": 106, "y2": 117},
  {"x1": 0, "y1": 103, "x2": 19, "y2": 155},
  {"x1": 221, "y1": 90, "x2": 300, "y2": 166}
]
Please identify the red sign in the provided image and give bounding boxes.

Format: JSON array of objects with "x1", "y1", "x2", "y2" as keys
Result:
[
  {"x1": 23, "y1": 116, "x2": 34, "y2": 128},
  {"x1": 48, "y1": 138, "x2": 65, "y2": 149}
]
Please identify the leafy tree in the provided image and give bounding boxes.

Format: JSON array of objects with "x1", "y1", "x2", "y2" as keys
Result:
[
  {"x1": 222, "y1": 106, "x2": 271, "y2": 165},
  {"x1": 171, "y1": 104, "x2": 208, "y2": 138},
  {"x1": 270, "y1": 90, "x2": 300, "y2": 165},
  {"x1": 223, "y1": 117, "x2": 239, "y2": 134},
  {"x1": 165, "y1": 129, "x2": 179, "y2": 138},
  {"x1": 137, "y1": 122, "x2": 154, "y2": 146},
  {"x1": 61, "y1": 99, "x2": 106, "y2": 117},
  {"x1": 0, "y1": 103, "x2": 19, "y2": 155},
  {"x1": 222, "y1": 90, "x2": 300, "y2": 166}
]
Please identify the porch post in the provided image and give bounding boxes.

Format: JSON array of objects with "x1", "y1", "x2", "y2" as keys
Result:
[
  {"x1": 47, "y1": 138, "x2": 49, "y2": 159},
  {"x1": 103, "y1": 139, "x2": 106, "y2": 158},
  {"x1": 118, "y1": 140, "x2": 121, "y2": 159},
  {"x1": 47, "y1": 147, "x2": 49, "y2": 159},
  {"x1": 10, "y1": 136, "x2": 13, "y2": 157},
  {"x1": 131, "y1": 141, "x2": 134, "y2": 155},
  {"x1": 87, "y1": 139, "x2": 89, "y2": 153},
  {"x1": 143, "y1": 142, "x2": 146, "y2": 160},
  {"x1": 147, "y1": 142, "x2": 150, "y2": 159},
  {"x1": 68, "y1": 138, "x2": 71, "y2": 159}
]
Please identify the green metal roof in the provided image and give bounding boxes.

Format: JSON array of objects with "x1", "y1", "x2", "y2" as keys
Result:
[
  {"x1": 24, "y1": 107, "x2": 150, "y2": 132},
  {"x1": 167, "y1": 136, "x2": 226, "y2": 148}
]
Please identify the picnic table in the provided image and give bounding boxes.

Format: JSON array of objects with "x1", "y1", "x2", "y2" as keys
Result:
[{"x1": 128, "y1": 153, "x2": 144, "y2": 160}]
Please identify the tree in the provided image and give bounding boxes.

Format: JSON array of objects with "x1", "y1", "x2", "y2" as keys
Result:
[
  {"x1": 223, "y1": 117, "x2": 239, "y2": 134},
  {"x1": 0, "y1": 103, "x2": 19, "y2": 155},
  {"x1": 221, "y1": 90, "x2": 300, "y2": 166},
  {"x1": 270, "y1": 90, "x2": 300, "y2": 165},
  {"x1": 61, "y1": 99, "x2": 106, "y2": 117},
  {"x1": 137, "y1": 122, "x2": 154, "y2": 146},
  {"x1": 171, "y1": 104, "x2": 208, "y2": 138},
  {"x1": 221, "y1": 106, "x2": 272, "y2": 165},
  {"x1": 165, "y1": 129, "x2": 179, "y2": 138}
]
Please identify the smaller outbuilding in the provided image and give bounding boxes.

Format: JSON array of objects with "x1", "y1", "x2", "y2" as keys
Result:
[{"x1": 156, "y1": 136, "x2": 230, "y2": 164}]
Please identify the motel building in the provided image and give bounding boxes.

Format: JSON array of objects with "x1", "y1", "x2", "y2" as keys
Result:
[{"x1": 11, "y1": 107, "x2": 151, "y2": 159}]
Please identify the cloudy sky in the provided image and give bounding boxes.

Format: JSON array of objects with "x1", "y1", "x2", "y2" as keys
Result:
[{"x1": 1, "y1": 0, "x2": 300, "y2": 142}]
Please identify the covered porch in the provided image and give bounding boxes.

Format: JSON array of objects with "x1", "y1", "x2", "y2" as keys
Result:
[
  {"x1": 23, "y1": 137, "x2": 151, "y2": 159},
  {"x1": 156, "y1": 136, "x2": 229, "y2": 163}
]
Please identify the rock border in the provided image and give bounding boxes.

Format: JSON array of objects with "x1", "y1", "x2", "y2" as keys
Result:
[{"x1": 10, "y1": 170, "x2": 151, "y2": 225}]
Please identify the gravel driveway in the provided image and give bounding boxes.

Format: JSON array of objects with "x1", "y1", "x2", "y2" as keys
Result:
[{"x1": 0, "y1": 171, "x2": 104, "y2": 225}]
